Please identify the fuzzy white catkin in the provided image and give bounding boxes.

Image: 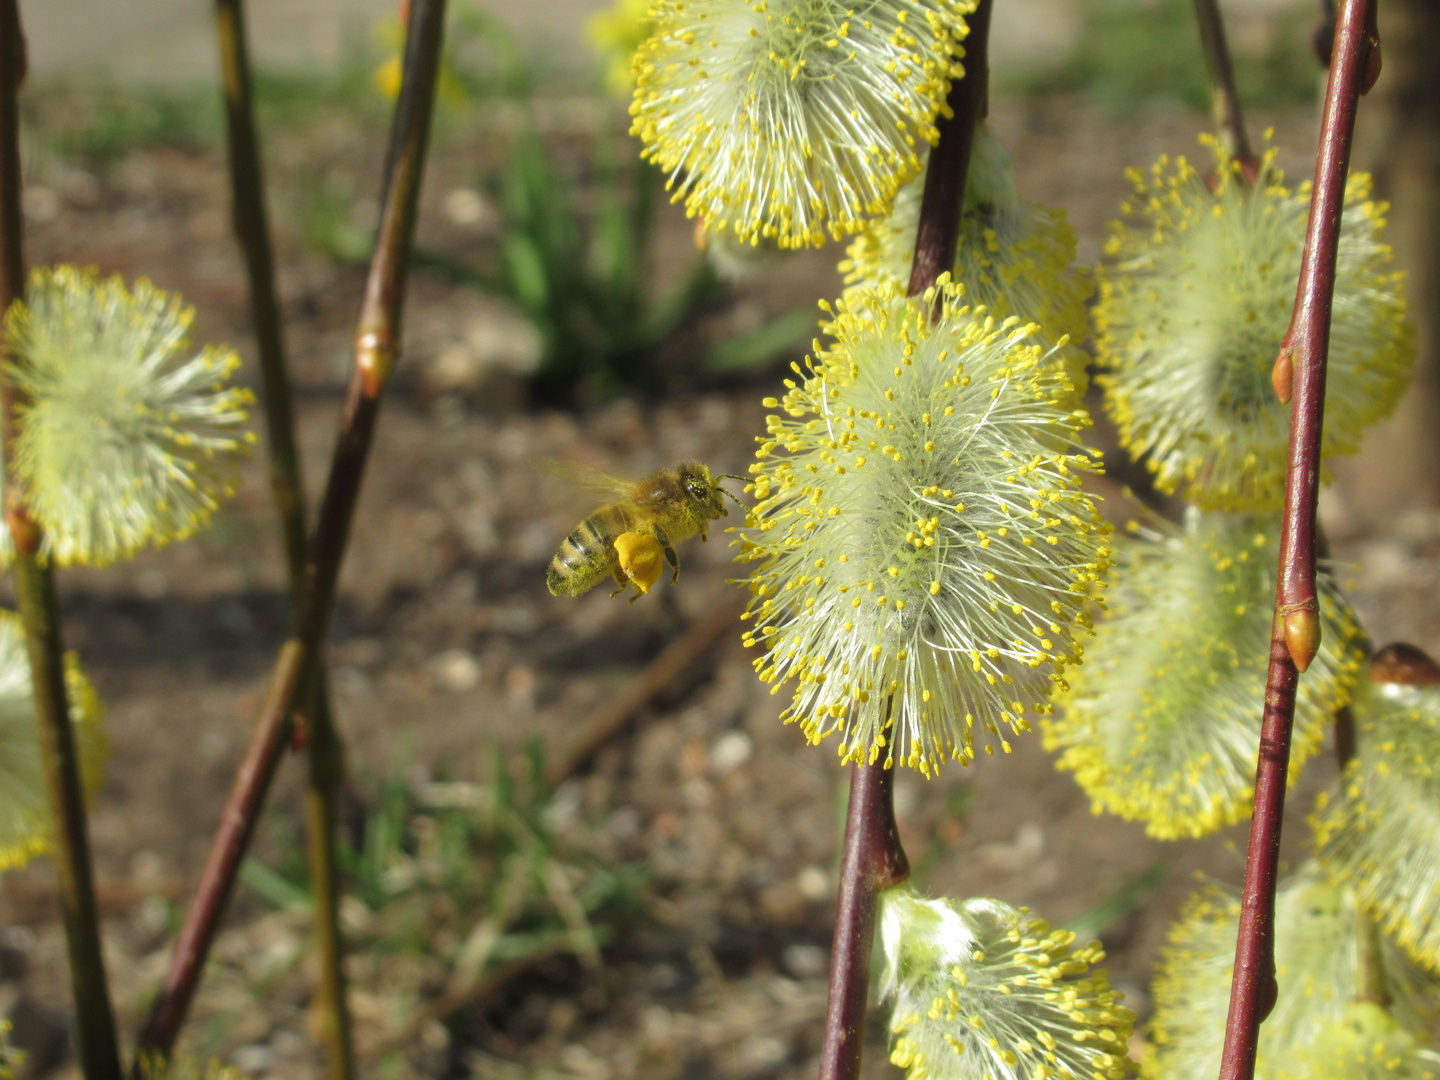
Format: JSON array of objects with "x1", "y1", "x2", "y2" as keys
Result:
[
  {"x1": 739, "y1": 278, "x2": 1110, "y2": 775},
  {"x1": 1148, "y1": 863, "x2": 1440, "y2": 1080},
  {"x1": 0, "y1": 610, "x2": 105, "y2": 871},
  {"x1": 877, "y1": 888, "x2": 1136, "y2": 1080},
  {"x1": 631, "y1": 0, "x2": 975, "y2": 249},
  {"x1": 842, "y1": 124, "x2": 1092, "y2": 395},
  {"x1": 1096, "y1": 141, "x2": 1412, "y2": 511},
  {"x1": 4, "y1": 266, "x2": 255, "y2": 566},
  {"x1": 1314, "y1": 678, "x2": 1440, "y2": 973},
  {"x1": 1044, "y1": 509, "x2": 1364, "y2": 840}
]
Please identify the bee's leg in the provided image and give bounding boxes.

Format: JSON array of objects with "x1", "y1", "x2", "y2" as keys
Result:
[
  {"x1": 653, "y1": 526, "x2": 681, "y2": 583},
  {"x1": 700, "y1": 524, "x2": 708, "y2": 543},
  {"x1": 610, "y1": 568, "x2": 630, "y2": 599}
]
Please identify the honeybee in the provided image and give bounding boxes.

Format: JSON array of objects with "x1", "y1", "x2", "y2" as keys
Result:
[{"x1": 546, "y1": 461, "x2": 743, "y2": 602}]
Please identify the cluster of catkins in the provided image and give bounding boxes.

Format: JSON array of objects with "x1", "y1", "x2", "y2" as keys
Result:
[
  {"x1": 627, "y1": 0, "x2": 1138, "y2": 1072},
  {"x1": 0, "y1": 267, "x2": 252, "y2": 870},
  {"x1": 1037, "y1": 141, "x2": 1440, "y2": 1080},
  {"x1": 619, "y1": 0, "x2": 1434, "y2": 1066}
]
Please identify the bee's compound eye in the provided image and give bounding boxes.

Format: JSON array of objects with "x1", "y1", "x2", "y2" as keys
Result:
[{"x1": 686, "y1": 479, "x2": 706, "y2": 497}]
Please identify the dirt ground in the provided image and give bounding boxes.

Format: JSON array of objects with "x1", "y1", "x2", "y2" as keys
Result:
[{"x1": 0, "y1": 82, "x2": 1436, "y2": 1080}]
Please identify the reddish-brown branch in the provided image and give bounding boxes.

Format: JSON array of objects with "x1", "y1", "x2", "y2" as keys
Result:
[
  {"x1": 212, "y1": 5, "x2": 353, "y2": 1073},
  {"x1": 818, "y1": 8, "x2": 991, "y2": 1076},
  {"x1": 819, "y1": 760, "x2": 911, "y2": 1080},
  {"x1": 133, "y1": 641, "x2": 305, "y2": 1058},
  {"x1": 1218, "y1": 0, "x2": 1380, "y2": 1077},
  {"x1": 0, "y1": 7, "x2": 123, "y2": 1078},
  {"x1": 906, "y1": 0, "x2": 992, "y2": 298},
  {"x1": 1192, "y1": 0, "x2": 1257, "y2": 169},
  {"x1": 133, "y1": 0, "x2": 448, "y2": 1061}
]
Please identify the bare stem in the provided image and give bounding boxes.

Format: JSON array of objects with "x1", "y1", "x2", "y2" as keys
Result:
[
  {"x1": 1191, "y1": 0, "x2": 1256, "y2": 166},
  {"x1": 1217, "y1": 1, "x2": 1380, "y2": 1077},
  {"x1": 817, "y1": 10, "x2": 992, "y2": 1075},
  {"x1": 212, "y1": 3, "x2": 353, "y2": 1074},
  {"x1": 215, "y1": 0, "x2": 307, "y2": 609},
  {"x1": 301, "y1": 692, "x2": 352, "y2": 1080},
  {"x1": 819, "y1": 760, "x2": 911, "y2": 1080},
  {"x1": 0, "y1": 8, "x2": 123, "y2": 1079},
  {"x1": 133, "y1": 0, "x2": 449, "y2": 1060},
  {"x1": 906, "y1": 0, "x2": 993, "y2": 299}
]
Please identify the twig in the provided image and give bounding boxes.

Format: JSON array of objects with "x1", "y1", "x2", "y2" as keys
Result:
[
  {"x1": 133, "y1": 0, "x2": 449, "y2": 1060},
  {"x1": 0, "y1": 7, "x2": 123, "y2": 1079},
  {"x1": 1191, "y1": 0, "x2": 1257, "y2": 169},
  {"x1": 215, "y1": 0, "x2": 308, "y2": 610},
  {"x1": 905, "y1": 0, "x2": 993, "y2": 299},
  {"x1": 819, "y1": 8, "x2": 992, "y2": 1077},
  {"x1": 212, "y1": 4, "x2": 353, "y2": 1075},
  {"x1": 0, "y1": 877, "x2": 185, "y2": 924},
  {"x1": 819, "y1": 760, "x2": 910, "y2": 1080},
  {"x1": 546, "y1": 594, "x2": 746, "y2": 785},
  {"x1": 1217, "y1": 1, "x2": 1380, "y2": 1078}
]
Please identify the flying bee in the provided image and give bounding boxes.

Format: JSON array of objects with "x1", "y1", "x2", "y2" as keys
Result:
[{"x1": 546, "y1": 461, "x2": 744, "y2": 602}]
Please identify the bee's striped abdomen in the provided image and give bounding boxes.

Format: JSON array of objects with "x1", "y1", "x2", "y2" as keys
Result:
[{"x1": 546, "y1": 505, "x2": 630, "y2": 596}]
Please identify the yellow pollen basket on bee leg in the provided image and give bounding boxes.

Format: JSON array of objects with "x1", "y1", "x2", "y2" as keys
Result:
[{"x1": 615, "y1": 532, "x2": 665, "y2": 597}]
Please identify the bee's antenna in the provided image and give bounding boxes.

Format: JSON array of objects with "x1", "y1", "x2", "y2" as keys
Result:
[{"x1": 716, "y1": 474, "x2": 749, "y2": 508}]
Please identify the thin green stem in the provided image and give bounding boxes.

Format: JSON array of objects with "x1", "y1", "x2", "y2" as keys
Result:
[
  {"x1": 0, "y1": 5, "x2": 122, "y2": 1078},
  {"x1": 214, "y1": 0, "x2": 307, "y2": 608},
  {"x1": 213, "y1": 3, "x2": 353, "y2": 1074},
  {"x1": 134, "y1": 0, "x2": 449, "y2": 1060},
  {"x1": 302, "y1": 701, "x2": 352, "y2": 1080}
]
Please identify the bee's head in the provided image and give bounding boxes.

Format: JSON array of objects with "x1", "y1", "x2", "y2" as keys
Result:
[{"x1": 680, "y1": 462, "x2": 727, "y2": 519}]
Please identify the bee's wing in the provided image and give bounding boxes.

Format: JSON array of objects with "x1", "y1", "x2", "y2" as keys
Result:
[{"x1": 538, "y1": 458, "x2": 635, "y2": 500}]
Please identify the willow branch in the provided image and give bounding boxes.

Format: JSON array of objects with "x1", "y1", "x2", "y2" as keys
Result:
[
  {"x1": 215, "y1": 0, "x2": 308, "y2": 609},
  {"x1": 819, "y1": 760, "x2": 910, "y2": 1080},
  {"x1": 0, "y1": 8, "x2": 123, "y2": 1079},
  {"x1": 213, "y1": 3, "x2": 353, "y2": 1075},
  {"x1": 1217, "y1": 1, "x2": 1380, "y2": 1077},
  {"x1": 1192, "y1": 0, "x2": 1256, "y2": 167},
  {"x1": 906, "y1": 0, "x2": 992, "y2": 299},
  {"x1": 133, "y1": 0, "x2": 448, "y2": 1060},
  {"x1": 818, "y1": 9, "x2": 991, "y2": 1078}
]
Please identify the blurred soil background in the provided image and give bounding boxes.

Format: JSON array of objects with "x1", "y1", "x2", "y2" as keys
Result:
[{"x1": 2, "y1": 0, "x2": 1439, "y2": 1078}]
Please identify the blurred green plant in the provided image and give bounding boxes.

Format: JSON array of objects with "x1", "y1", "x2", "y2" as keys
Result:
[
  {"x1": 241, "y1": 745, "x2": 643, "y2": 1030},
  {"x1": 1003, "y1": 0, "x2": 1317, "y2": 113},
  {"x1": 374, "y1": 0, "x2": 532, "y2": 104},
  {"x1": 301, "y1": 173, "x2": 376, "y2": 265},
  {"x1": 0, "y1": 1019, "x2": 22, "y2": 1080},
  {"x1": 24, "y1": 55, "x2": 386, "y2": 170},
  {"x1": 494, "y1": 133, "x2": 721, "y2": 401}
]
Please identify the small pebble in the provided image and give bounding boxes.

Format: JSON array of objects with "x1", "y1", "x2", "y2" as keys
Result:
[
  {"x1": 781, "y1": 942, "x2": 827, "y2": 980},
  {"x1": 796, "y1": 866, "x2": 830, "y2": 901},
  {"x1": 430, "y1": 648, "x2": 481, "y2": 692},
  {"x1": 710, "y1": 730, "x2": 753, "y2": 774}
]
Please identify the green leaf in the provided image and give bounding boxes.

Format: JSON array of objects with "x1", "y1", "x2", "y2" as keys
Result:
[
  {"x1": 706, "y1": 307, "x2": 814, "y2": 372},
  {"x1": 1061, "y1": 861, "x2": 1166, "y2": 942},
  {"x1": 240, "y1": 858, "x2": 313, "y2": 911},
  {"x1": 503, "y1": 234, "x2": 551, "y2": 312}
]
